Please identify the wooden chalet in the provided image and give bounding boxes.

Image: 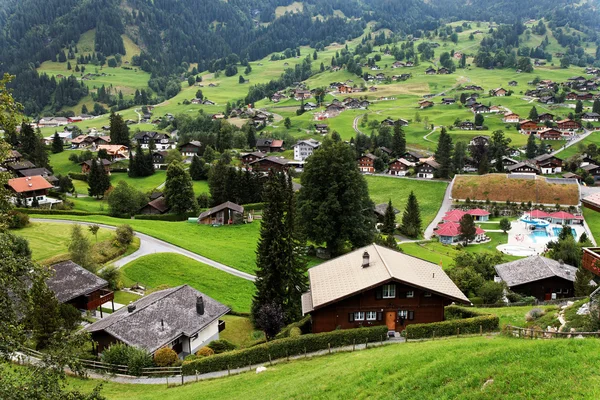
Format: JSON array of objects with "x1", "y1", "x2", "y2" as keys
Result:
[
  {"x1": 519, "y1": 120, "x2": 541, "y2": 134},
  {"x1": 583, "y1": 248, "x2": 600, "y2": 276},
  {"x1": 7, "y1": 176, "x2": 54, "y2": 206},
  {"x1": 533, "y1": 154, "x2": 563, "y2": 174},
  {"x1": 241, "y1": 151, "x2": 266, "y2": 165},
  {"x1": 472, "y1": 104, "x2": 490, "y2": 114},
  {"x1": 249, "y1": 156, "x2": 289, "y2": 172},
  {"x1": 556, "y1": 119, "x2": 581, "y2": 132},
  {"x1": 81, "y1": 159, "x2": 111, "y2": 174},
  {"x1": 315, "y1": 124, "x2": 329, "y2": 134},
  {"x1": 301, "y1": 245, "x2": 470, "y2": 334},
  {"x1": 198, "y1": 201, "x2": 244, "y2": 225},
  {"x1": 538, "y1": 113, "x2": 555, "y2": 122},
  {"x1": 418, "y1": 100, "x2": 434, "y2": 109},
  {"x1": 256, "y1": 138, "x2": 284, "y2": 153},
  {"x1": 537, "y1": 128, "x2": 564, "y2": 140},
  {"x1": 416, "y1": 160, "x2": 439, "y2": 179},
  {"x1": 491, "y1": 88, "x2": 507, "y2": 96},
  {"x1": 388, "y1": 159, "x2": 412, "y2": 176},
  {"x1": 469, "y1": 135, "x2": 490, "y2": 147},
  {"x1": 503, "y1": 113, "x2": 520, "y2": 123},
  {"x1": 507, "y1": 162, "x2": 540, "y2": 175},
  {"x1": 139, "y1": 196, "x2": 170, "y2": 215},
  {"x1": 178, "y1": 141, "x2": 203, "y2": 157},
  {"x1": 401, "y1": 151, "x2": 427, "y2": 165},
  {"x1": 582, "y1": 112, "x2": 600, "y2": 122},
  {"x1": 152, "y1": 151, "x2": 169, "y2": 169},
  {"x1": 358, "y1": 154, "x2": 377, "y2": 173}
]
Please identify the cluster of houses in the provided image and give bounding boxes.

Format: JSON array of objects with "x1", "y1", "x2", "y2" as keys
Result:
[
  {"x1": 359, "y1": 150, "x2": 440, "y2": 179},
  {"x1": 37, "y1": 114, "x2": 94, "y2": 128},
  {"x1": 315, "y1": 97, "x2": 370, "y2": 120},
  {"x1": 519, "y1": 117, "x2": 582, "y2": 137},
  {"x1": 524, "y1": 75, "x2": 600, "y2": 105}
]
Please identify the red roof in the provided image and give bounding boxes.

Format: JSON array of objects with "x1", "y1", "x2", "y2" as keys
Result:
[
  {"x1": 8, "y1": 176, "x2": 53, "y2": 193},
  {"x1": 550, "y1": 211, "x2": 576, "y2": 220},
  {"x1": 529, "y1": 210, "x2": 550, "y2": 218},
  {"x1": 467, "y1": 208, "x2": 490, "y2": 216},
  {"x1": 434, "y1": 222, "x2": 485, "y2": 237},
  {"x1": 270, "y1": 139, "x2": 284, "y2": 148},
  {"x1": 442, "y1": 209, "x2": 467, "y2": 222}
]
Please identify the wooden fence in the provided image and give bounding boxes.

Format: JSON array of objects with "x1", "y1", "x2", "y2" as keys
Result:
[
  {"x1": 477, "y1": 296, "x2": 587, "y2": 308},
  {"x1": 504, "y1": 325, "x2": 600, "y2": 339}
]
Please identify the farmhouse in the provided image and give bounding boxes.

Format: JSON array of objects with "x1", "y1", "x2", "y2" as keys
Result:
[
  {"x1": 46, "y1": 261, "x2": 114, "y2": 316},
  {"x1": 434, "y1": 222, "x2": 486, "y2": 245},
  {"x1": 241, "y1": 151, "x2": 266, "y2": 165},
  {"x1": 459, "y1": 121, "x2": 475, "y2": 130},
  {"x1": 7, "y1": 176, "x2": 55, "y2": 206},
  {"x1": 441, "y1": 98, "x2": 456, "y2": 105},
  {"x1": 418, "y1": 100, "x2": 434, "y2": 109},
  {"x1": 582, "y1": 112, "x2": 600, "y2": 122},
  {"x1": 358, "y1": 154, "x2": 378, "y2": 173},
  {"x1": 491, "y1": 88, "x2": 507, "y2": 96},
  {"x1": 519, "y1": 120, "x2": 541, "y2": 134},
  {"x1": 425, "y1": 67, "x2": 436, "y2": 75},
  {"x1": 582, "y1": 164, "x2": 600, "y2": 180},
  {"x1": 97, "y1": 145, "x2": 128, "y2": 160},
  {"x1": 537, "y1": 128, "x2": 564, "y2": 140},
  {"x1": 314, "y1": 124, "x2": 329, "y2": 134},
  {"x1": 472, "y1": 104, "x2": 490, "y2": 114},
  {"x1": 178, "y1": 141, "x2": 203, "y2": 157},
  {"x1": 5, "y1": 160, "x2": 36, "y2": 174},
  {"x1": 301, "y1": 244, "x2": 470, "y2": 334},
  {"x1": 152, "y1": 151, "x2": 169, "y2": 169},
  {"x1": 139, "y1": 196, "x2": 170, "y2": 215},
  {"x1": 416, "y1": 160, "x2": 439, "y2": 179},
  {"x1": 503, "y1": 113, "x2": 520, "y2": 123},
  {"x1": 86, "y1": 285, "x2": 229, "y2": 357},
  {"x1": 81, "y1": 159, "x2": 111, "y2": 174},
  {"x1": 401, "y1": 151, "x2": 428, "y2": 165},
  {"x1": 256, "y1": 138, "x2": 284, "y2": 153},
  {"x1": 134, "y1": 131, "x2": 174, "y2": 150},
  {"x1": 469, "y1": 136, "x2": 490, "y2": 147},
  {"x1": 16, "y1": 168, "x2": 58, "y2": 186},
  {"x1": 538, "y1": 113, "x2": 555, "y2": 122},
  {"x1": 556, "y1": 119, "x2": 581, "y2": 132},
  {"x1": 494, "y1": 256, "x2": 580, "y2": 301},
  {"x1": 293, "y1": 139, "x2": 320, "y2": 161},
  {"x1": 249, "y1": 156, "x2": 289, "y2": 172},
  {"x1": 507, "y1": 162, "x2": 540, "y2": 175},
  {"x1": 533, "y1": 154, "x2": 562, "y2": 174},
  {"x1": 388, "y1": 158, "x2": 412, "y2": 176},
  {"x1": 198, "y1": 201, "x2": 244, "y2": 225}
]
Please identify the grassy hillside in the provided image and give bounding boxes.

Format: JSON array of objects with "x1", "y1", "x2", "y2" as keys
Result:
[{"x1": 64, "y1": 336, "x2": 600, "y2": 399}]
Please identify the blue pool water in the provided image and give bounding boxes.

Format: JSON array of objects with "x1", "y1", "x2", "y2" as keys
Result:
[
  {"x1": 529, "y1": 229, "x2": 548, "y2": 243},
  {"x1": 552, "y1": 227, "x2": 576, "y2": 237}
]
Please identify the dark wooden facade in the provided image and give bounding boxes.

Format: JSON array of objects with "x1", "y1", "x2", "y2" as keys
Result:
[
  {"x1": 310, "y1": 281, "x2": 450, "y2": 333},
  {"x1": 583, "y1": 248, "x2": 600, "y2": 277},
  {"x1": 510, "y1": 277, "x2": 575, "y2": 301},
  {"x1": 388, "y1": 160, "x2": 410, "y2": 175},
  {"x1": 357, "y1": 155, "x2": 376, "y2": 173},
  {"x1": 250, "y1": 158, "x2": 288, "y2": 172}
]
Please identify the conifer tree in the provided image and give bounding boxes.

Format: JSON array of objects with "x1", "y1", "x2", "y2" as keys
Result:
[
  {"x1": 528, "y1": 106, "x2": 539, "y2": 121},
  {"x1": 19, "y1": 123, "x2": 48, "y2": 168},
  {"x1": 109, "y1": 111, "x2": 130, "y2": 146},
  {"x1": 391, "y1": 122, "x2": 406, "y2": 157},
  {"x1": 246, "y1": 125, "x2": 257, "y2": 148},
  {"x1": 459, "y1": 214, "x2": 477, "y2": 246},
  {"x1": 575, "y1": 100, "x2": 583, "y2": 114},
  {"x1": 593, "y1": 99, "x2": 600, "y2": 114},
  {"x1": 574, "y1": 264, "x2": 596, "y2": 296},
  {"x1": 87, "y1": 158, "x2": 110, "y2": 199},
  {"x1": 190, "y1": 155, "x2": 208, "y2": 180},
  {"x1": 164, "y1": 161, "x2": 197, "y2": 215},
  {"x1": 526, "y1": 133, "x2": 537, "y2": 159},
  {"x1": 434, "y1": 127, "x2": 454, "y2": 178},
  {"x1": 382, "y1": 200, "x2": 396, "y2": 235},
  {"x1": 400, "y1": 191, "x2": 422, "y2": 238},
  {"x1": 51, "y1": 132, "x2": 63, "y2": 154}
]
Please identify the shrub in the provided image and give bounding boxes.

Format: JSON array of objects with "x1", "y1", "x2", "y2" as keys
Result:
[
  {"x1": 101, "y1": 343, "x2": 153, "y2": 376},
  {"x1": 115, "y1": 224, "x2": 134, "y2": 246},
  {"x1": 207, "y1": 339, "x2": 237, "y2": 354},
  {"x1": 182, "y1": 326, "x2": 388, "y2": 375},
  {"x1": 154, "y1": 347, "x2": 178, "y2": 367},
  {"x1": 505, "y1": 291, "x2": 524, "y2": 303},
  {"x1": 478, "y1": 281, "x2": 505, "y2": 304},
  {"x1": 69, "y1": 172, "x2": 88, "y2": 182},
  {"x1": 525, "y1": 308, "x2": 544, "y2": 322},
  {"x1": 289, "y1": 327, "x2": 302, "y2": 337},
  {"x1": 98, "y1": 265, "x2": 122, "y2": 290},
  {"x1": 405, "y1": 308, "x2": 499, "y2": 339},
  {"x1": 7, "y1": 210, "x2": 30, "y2": 229},
  {"x1": 275, "y1": 316, "x2": 312, "y2": 339},
  {"x1": 196, "y1": 347, "x2": 215, "y2": 357}
]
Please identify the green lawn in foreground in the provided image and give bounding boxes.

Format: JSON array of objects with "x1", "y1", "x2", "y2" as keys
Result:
[
  {"x1": 28, "y1": 215, "x2": 261, "y2": 273},
  {"x1": 64, "y1": 336, "x2": 600, "y2": 399},
  {"x1": 120, "y1": 253, "x2": 255, "y2": 313},
  {"x1": 11, "y1": 222, "x2": 114, "y2": 261},
  {"x1": 364, "y1": 176, "x2": 448, "y2": 228},
  {"x1": 475, "y1": 305, "x2": 557, "y2": 328}
]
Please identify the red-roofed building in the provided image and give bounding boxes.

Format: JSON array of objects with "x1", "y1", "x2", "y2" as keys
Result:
[
  {"x1": 468, "y1": 208, "x2": 491, "y2": 221},
  {"x1": 549, "y1": 211, "x2": 582, "y2": 225},
  {"x1": 442, "y1": 209, "x2": 467, "y2": 223},
  {"x1": 528, "y1": 210, "x2": 550, "y2": 219},
  {"x1": 7, "y1": 176, "x2": 56, "y2": 206},
  {"x1": 434, "y1": 222, "x2": 486, "y2": 245}
]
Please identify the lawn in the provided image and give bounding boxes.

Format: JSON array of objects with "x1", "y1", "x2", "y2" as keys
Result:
[
  {"x1": 364, "y1": 176, "x2": 448, "y2": 228},
  {"x1": 220, "y1": 315, "x2": 265, "y2": 348},
  {"x1": 64, "y1": 336, "x2": 600, "y2": 399},
  {"x1": 113, "y1": 290, "x2": 142, "y2": 305},
  {"x1": 120, "y1": 253, "x2": 255, "y2": 313},
  {"x1": 11, "y1": 222, "x2": 114, "y2": 262},
  {"x1": 475, "y1": 305, "x2": 557, "y2": 328},
  {"x1": 583, "y1": 207, "x2": 600, "y2": 243}
]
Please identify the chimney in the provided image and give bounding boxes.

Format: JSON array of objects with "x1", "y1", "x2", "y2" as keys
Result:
[
  {"x1": 196, "y1": 296, "x2": 205, "y2": 315},
  {"x1": 362, "y1": 251, "x2": 370, "y2": 268},
  {"x1": 127, "y1": 303, "x2": 136, "y2": 313}
]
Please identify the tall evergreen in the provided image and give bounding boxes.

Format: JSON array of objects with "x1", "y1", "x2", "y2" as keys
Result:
[
  {"x1": 51, "y1": 132, "x2": 63, "y2": 154},
  {"x1": 19, "y1": 123, "x2": 48, "y2": 168},
  {"x1": 526, "y1": 133, "x2": 537, "y2": 159},
  {"x1": 528, "y1": 106, "x2": 539, "y2": 121},
  {"x1": 246, "y1": 125, "x2": 257, "y2": 148},
  {"x1": 391, "y1": 122, "x2": 406, "y2": 157},
  {"x1": 400, "y1": 191, "x2": 422, "y2": 238},
  {"x1": 490, "y1": 130, "x2": 511, "y2": 172},
  {"x1": 575, "y1": 100, "x2": 583, "y2": 114},
  {"x1": 87, "y1": 158, "x2": 110, "y2": 199},
  {"x1": 593, "y1": 99, "x2": 600, "y2": 114},
  {"x1": 109, "y1": 111, "x2": 130, "y2": 146},
  {"x1": 453, "y1": 141, "x2": 467, "y2": 172},
  {"x1": 252, "y1": 172, "x2": 307, "y2": 326},
  {"x1": 434, "y1": 127, "x2": 454, "y2": 178},
  {"x1": 459, "y1": 214, "x2": 477, "y2": 246},
  {"x1": 190, "y1": 155, "x2": 208, "y2": 180},
  {"x1": 382, "y1": 200, "x2": 396, "y2": 235},
  {"x1": 164, "y1": 161, "x2": 197, "y2": 215}
]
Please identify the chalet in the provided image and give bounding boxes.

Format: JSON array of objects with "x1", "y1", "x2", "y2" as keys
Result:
[
  {"x1": 4, "y1": 150, "x2": 22, "y2": 164},
  {"x1": 401, "y1": 151, "x2": 427, "y2": 165},
  {"x1": 294, "y1": 90, "x2": 311, "y2": 101},
  {"x1": 249, "y1": 156, "x2": 289, "y2": 172},
  {"x1": 17, "y1": 168, "x2": 58, "y2": 186},
  {"x1": 499, "y1": 156, "x2": 519, "y2": 170},
  {"x1": 338, "y1": 84, "x2": 354, "y2": 94},
  {"x1": 578, "y1": 93, "x2": 594, "y2": 101},
  {"x1": 388, "y1": 158, "x2": 412, "y2": 176},
  {"x1": 315, "y1": 124, "x2": 329, "y2": 134},
  {"x1": 271, "y1": 93, "x2": 285, "y2": 102},
  {"x1": 252, "y1": 114, "x2": 268, "y2": 128},
  {"x1": 437, "y1": 67, "x2": 450, "y2": 75},
  {"x1": 556, "y1": 119, "x2": 581, "y2": 132},
  {"x1": 472, "y1": 104, "x2": 490, "y2": 114},
  {"x1": 566, "y1": 92, "x2": 580, "y2": 101},
  {"x1": 202, "y1": 99, "x2": 216, "y2": 106},
  {"x1": 46, "y1": 261, "x2": 114, "y2": 317},
  {"x1": 5, "y1": 160, "x2": 36, "y2": 174},
  {"x1": 240, "y1": 151, "x2": 266, "y2": 165},
  {"x1": 434, "y1": 221, "x2": 486, "y2": 245},
  {"x1": 537, "y1": 128, "x2": 564, "y2": 140},
  {"x1": 503, "y1": 113, "x2": 520, "y2": 123},
  {"x1": 345, "y1": 99, "x2": 362, "y2": 109},
  {"x1": 358, "y1": 154, "x2": 377, "y2": 173},
  {"x1": 87, "y1": 285, "x2": 229, "y2": 357},
  {"x1": 7, "y1": 176, "x2": 54, "y2": 206},
  {"x1": 368, "y1": 86, "x2": 378, "y2": 92},
  {"x1": 97, "y1": 144, "x2": 128, "y2": 160},
  {"x1": 538, "y1": 96, "x2": 555, "y2": 105},
  {"x1": 293, "y1": 139, "x2": 320, "y2": 161},
  {"x1": 441, "y1": 98, "x2": 456, "y2": 105},
  {"x1": 538, "y1": 113, "x2": 555, "y2": 122},
  {"x1": 469, "y1": 136, "x2": 490, "y2": 147},
  {"x1": 91, "y1": 136, "x2": 111, "y2": 147},
  {"x1": 464, "y1": 97, "x2": 478, "y2": 107},
  {"x1": 71, "y1": 135, "x2": 96, "y2": 148},
  {"x1": 459, "y1": 121, "x2": 475, "y2": 130},
  {"x1": 519, "y1": 120, "x2": 541, "y2": 134},
  {"x1": 533, "y1": 154, "x2": 562, "y2": 174},
  {"x1": 374, "y1": 203, "x2": 399, "y2": 223},
  {"x1": 582, "y1": 112, "x2": 600, "y2": 122},
  {"x1": 81, "y1": 159, "x2": 111, "y2": 174},
  {"x1": 43, "y1": 131, "x2": 73, "y2": 146},
  {"x1": 508, "y1": 81, "x2": 518, "y2": 86},
  {"x1": 256, "y1": 138, "x2": 284, "y2": 153},
  {"x1": 507, "y1": 162, "x2": 540, "y2": 175},
  {"x1": 464, "y1": 85, "x2": 484, "y2": 91},
  {"x1": 562, "y1": 172, "x2": 581, "y2": 182},
  {"x1": 392, "y1": 61, "x2": 405, "y2": 68},
  {"x1": 495, "y1": 256, "x2": 580, "y2": 301},
  {"x1": 178, "y1": 141, "x2": 203, "y2": 157},
  {"x1": 425, "y1": 67, "x2": 436, "y2": 75},
  {"x1": 583, "y1": 248, "x2": 600, "y2": 276},
  {"x1": 582, "y1": 164, "x2": 600, "y2": 180},
  {"x1": 152, "y1": 151, "x2": 169, "y2": 169},
  {"x1": 418, "y1": 100, "x2": 434, "y2": 109},
  {"x1": 198, "y1": 202, "x2": 244, "y2": 225},
  {"x1": 301, "y1": 244, "x2": 470, "y2": 334},
  {"x1": 134, "y1": 131, "x2": 174, "y2": 150},
  {"x1": 491, "y1": 88, "x2": 507, "y2": 96},
  {"x1": 416, "y1": 160, "x2": 439, "y2": 179}
]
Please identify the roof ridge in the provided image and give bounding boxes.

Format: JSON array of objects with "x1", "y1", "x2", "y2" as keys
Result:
[{"x1": 372, "y1": 244, "x2": 393, "y2": 279}]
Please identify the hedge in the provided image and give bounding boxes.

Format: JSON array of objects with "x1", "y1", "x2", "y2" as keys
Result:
[
  {"x1": 275, "y1": 315, "x2": 312, "y2": 339},
  {"x1": 68, "y1": 172, "x2": 88, "y2": 182},
  {"x1": 242, "y1": 202, "x2": 265, "y2": 211},
  {"x1": 405, "y1": 307, "x2": 499, "y2": 339},
  {"x1": 134, "y1": 212, "x2": 197, "y2": 221},
  {"x1": 182, "y1": 325, "x2": 388, "y2": 375}
]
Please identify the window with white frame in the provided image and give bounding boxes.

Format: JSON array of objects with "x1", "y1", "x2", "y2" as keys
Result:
[
  {"x1": 424, "y1": 292, "x2": 432, "y2": 297},
  {"x1": 366, "y1": 311, "x2": 377, "y2": 321},
  {"x1": 382, "y1": 284, "x2": 396, "y2": 298},
  {"x1": 398, "y1": 310, "x2": 408, "y2": 319},
  {"x1": 406, "y1": 290, "x2": 414, "y2": 298},
  {"x1": 354, "y1": 312, "x2": 365, "y2": 321}
]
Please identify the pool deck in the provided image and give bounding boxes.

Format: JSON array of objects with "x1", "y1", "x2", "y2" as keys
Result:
[{"x1": 499, "y1": 219, "x2": 588, "y2": 256}]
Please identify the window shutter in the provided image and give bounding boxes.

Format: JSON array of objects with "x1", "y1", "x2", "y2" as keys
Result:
[
  {"x1": 376, "y1": 287, "x2": 383, "y2": 300},
  {"x1": 408, "y1": 311, "x2": 414, "y2": 320},
  {"x1": 377, "y1": 312, "x2": 383, "y2": 321},
  {"x1": 348, "y1": 313, "x2": 354, "y2": 322}
]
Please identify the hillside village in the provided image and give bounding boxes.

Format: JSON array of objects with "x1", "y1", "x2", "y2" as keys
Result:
[{"x1": 4, "y1": 3, "x2": 600, "y2": 398}]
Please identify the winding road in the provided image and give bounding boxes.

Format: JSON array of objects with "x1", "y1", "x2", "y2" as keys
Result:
[
  {"x1": 31, "y1": 218, "x2": 256, "y2": 281},
  {"x1": 423, "y1": 176, "x2": 455, "y2": 240}
]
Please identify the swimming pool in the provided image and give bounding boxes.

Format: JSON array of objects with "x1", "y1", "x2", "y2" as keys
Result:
[
  {"x1": 528, "y1": 229, "x2": 548, "y2": 243},
  {"x1": 552, "y1": 227, "x2": 576, "y2": 237}
]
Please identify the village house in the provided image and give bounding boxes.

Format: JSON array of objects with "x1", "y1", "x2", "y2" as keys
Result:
[
  {"x1": 97, "y1": 145, "x2": 128, "y2": 161},
  {"x1": 301, "y1": 244, "x2": 470, "y2": 334},
  {"x1": 582, "y1": 164, "x2": 600, "y2": 180},
  {"x1": 46, "y1": 261, "x2": 114, "y2": 317},
  {"x1": 17, "y1": 168, "x2": 58, "y2": 186},
  {"x1": 314, "y1": 124, "x2": 329, "y2": 134},
  {"x1": 418, "y1": 100, "x2": 434, "y2": 109},
  {"x1": 358, "y1": 154, "x2": 377, "y2": 173},
  {"x1": 134, "y1": 131, "x2": 174, "y2": 150},
  {"x1": 401, "y1": 151, "x2": 427, "y2": 165},
  {"x1": 519, "y1": 120, "x2": 542, "y2": 134},
  {"x1": 425, "y1": 67, "x2": 436, "y2": 75},
  {"x1": 533, "y1": 154, "x2": 563, "y2": 174},
  {"x1": 503, "y1": 113, "x2": 520, "y2": 123},
  {"x1": 387, "y1": 158, "x2": 412, "y2": 176},
  {"x1": 7, "y1": 176, "x2": 55, "y2": 206},
  {"x1": 5, "y1": 150, "x2": 22, "y2": 164},
  {"x1": 537, "y1": 128, "x2": 564, "y2": 140},
  {"x1": 249, "y1": 156, "x2": 289, "y2": 172},
  {"x1": 139, "y1": 196, "x2": 170, "y2": 215},
  {"x1": 494, "y1": 256, "x2": 581, "y2": 301},
  {"x1": 491, "y1": 88, "x2": 507, "y2": 96},
  {"x1": 416, "y1": 160, "x2": 439, "y2": 179},
  {"x1": 434, "y1": 221, "x2": 486, "y2": 245},
  {"x1": 178, "y1": 141, "x2": 203, "y2": 157},
  {"x1": 198, "y1": 202, "x2": 244, "y2": 225},
  {"x1": 86, "y1": 285, "x2": 229, "y2": 357},
  {"x1": 538, "y1": 113, "x2": 555, "y2": 122},
  {"x1": 437, "y1": 67, "x2": 450, "y2": 74},
  {"x1": 151, "y1": 151, "x2": 169, "y2": 169},
  {"x1": 441, "y1": 98, "x2": 456, "y2": 105},
  {"x1": 472, "y1": 104, "x2": 491, "y2": 114},
  {"x1": 507, "y1": 162, "x2": 540, "y2": 175},
  {"x1": 469, "y1": 136, "x2": 490, "y2": 147},
  {"x1": 256, "y1": 138, "x2": 284, "y2": 153},
  {"x1": 582, "y1": 112, "x2": 600, "y2": 122},
  {"x1": 442, "y1": 208, "x2": 490, "y2": 223},
  {"x1": 293, "y1": 139, "x2": 320, "y2": 161},
  {"x1": 5, "y1": 160, "x2": 36, "y2": 174},
  {"x1": 337, "y1": 84, "x2": 354, "y2": 94},
  {"x1": 240, "y1": 151, "x2": 266, "y2": 165},
  {"x1": 556, "y1": 119, "x2": 581, "y2": 132},
  {"x1": 508, "y1": 80, "x2": 518, "y2": 86},
  {"x1": 459, "y1": 121, "x2": 475, "y2": 130},
  {"x1": 81, "y1": 159, "x2": 111, "y2": 174},
  {"x1": 43, "y1": 131, "x2": 73, "y2": 146}
]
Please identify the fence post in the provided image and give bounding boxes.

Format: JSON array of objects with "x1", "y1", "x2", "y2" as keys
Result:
[
  {"x1": 365, "y1": 338, "x2": 368, "y2": 349},
  {"x1": 480, "y1": 325, "x2": 483, "y2": 336},
  {"x1": 353, "y1": 339, "x2": 355, "y2": 351},
  {"x1": 328, "y1": 343, "x2": 331, "y2": 354},
  {"x1": 457, "y1": 328, "x2": 460, "y2": 337},
  {"x1": 196, "y1": 371, "x2": 198, "y2": 382},
  {"x1": 181, "y1": 373, "x2": 184, "y2": 386},
  {"x1": 228, "y1": 365, "x2": 230, "y2": 376}
]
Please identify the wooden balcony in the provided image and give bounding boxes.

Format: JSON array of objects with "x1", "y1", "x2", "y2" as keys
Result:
[
  {"x1": 85, "y1": 289, "x2": 114, "y2": 310},
  {"x1": 583, "y1": 248, "x2": 600, "y2": 277}
]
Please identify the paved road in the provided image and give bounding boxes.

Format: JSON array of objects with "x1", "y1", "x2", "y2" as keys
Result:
[
  {"x1": 423, "y1": 126, "x2": 438, "y2": 143},
  {"x1": 30, "y1": 218, "x2": 256, "y2": 281},
  {"x1": 552, "y1": 128, "x2": 594, "y2": 156},
  {"x1": 423, "y1": 177, "x2": 455, "y2": 239}
]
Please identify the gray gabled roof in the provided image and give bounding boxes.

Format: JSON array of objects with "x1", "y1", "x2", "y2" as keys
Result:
[
  {"x1": 199, "y1": 201, "x2": 244, "y2": 220},
  {"x1": 494, "y1": 256, "x2": 577, "y2": 287},
  {"x1": 86, "y1": 285, "x2": 230, "y2": 354},
  {"x1": 46, "y1": 261, "x2": 108, "y2": 303}
]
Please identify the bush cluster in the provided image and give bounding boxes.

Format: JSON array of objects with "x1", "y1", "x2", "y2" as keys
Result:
[
  {"x1": 207, "y1": 339, "x2": 237, "y2": 354},
  {"x1": 153, "y1": 347, "x2": 178, "y2": 367},
  {"x1": 196, "y1": 346, "x2": 215, "y2": 357},
  {"x1": 7, "y1": 210, "x2": 30, "y2": 229},
  {"x1": 275, "y1": 315, "x2": 312, "y2": 339},
  {"x1": 68, "y1": 172, "x2": 88, "y2": 182},
  {"x1": 405, "y1": 307, "x2": 499, "y2": 339},
  {"x1": 101, "y1": 343, "x2": 154, "y2": 376},
  {"x1": 182, "y1": 326, "x2": 388, "y2": 375}
]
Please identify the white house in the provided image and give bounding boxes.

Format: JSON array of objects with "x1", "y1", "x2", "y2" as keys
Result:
[{"x1": 293, "y1": 139, "x2": 321, "y2": 161}]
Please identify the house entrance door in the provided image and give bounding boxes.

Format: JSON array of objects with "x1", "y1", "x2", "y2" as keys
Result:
[{"x1": 386, "y1": 311, "x2": 396, "y2": 331}]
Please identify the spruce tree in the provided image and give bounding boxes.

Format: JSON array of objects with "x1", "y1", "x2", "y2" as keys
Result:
[
  {"x1": 400, "y1": 191, "x2": 422, "y2": 238},
  {"x1": 593, "y1": 99, "x2": 600, "y2": 114},
  {"x1": 490, "y1": 130, "x2": 511, "y2": 172},
  {"x1": 574, "y1": 265, "x2": 596, "y2": 296},
  {"x1": 246, "y1": 125, "x2": 257, "y2": 148},
  {"x1": 459, "y1": 214, "x2": 477, "y2": 246},
  {"x1": 526, "y1": 133, "x2": 537, "y2": 159},
  {"x1": 164, "y1": 161, "x2": 197, "y2": 214},
  {"x1": 87, "y1": 158, "x2": 110, "y2": 199},
  {"x1": 434, "y1": 127, "x2": 454, "y2": 178},
  {"x1": 528, "y1": 106, "x2": 539, "y2": 121},
  {"x1": 190, "y1": 155, "x2": 208, "y2": 180},
  {"x1": 478, "y1": 153, "x2": 490, "y2": 175},
  {"x1": 51, "y1": 132, "x2": 63, "y2": 153},
  {"x1": 391, "y1": 122, "x2": 406, "y2": 157},
  {"x1": 382, "y1": 200, "x2": 396, "y2": 235},
  {"x1": 109, "y1": 111, "x2": 130, "y2": 146},
  {"x1": 19, "y1": 123, "x2": 48, "y2": 167}
]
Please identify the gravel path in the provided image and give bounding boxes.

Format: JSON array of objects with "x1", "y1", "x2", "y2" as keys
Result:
[{"x1": 30, "y1": 218, "x2": 256, "y2": 281}]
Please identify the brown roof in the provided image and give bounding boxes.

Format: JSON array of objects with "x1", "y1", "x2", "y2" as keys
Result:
[
  {"x1": 199, "y1": 201, "x2": 244, "y2": 220},
  {"x1": 8, "y1": 176, "x2": 53, "y2": 193},
  {"x1": 144, "y1": 197, "x2": 170, "y2": 213}
]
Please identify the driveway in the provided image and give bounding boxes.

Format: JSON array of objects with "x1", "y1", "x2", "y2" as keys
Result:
[
  {"x1": 423, "y1": 177, "x2": 454, "y2": 239},
  {"x1": 30, "y1": 218, "x2": 256, "y2": 281}
]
